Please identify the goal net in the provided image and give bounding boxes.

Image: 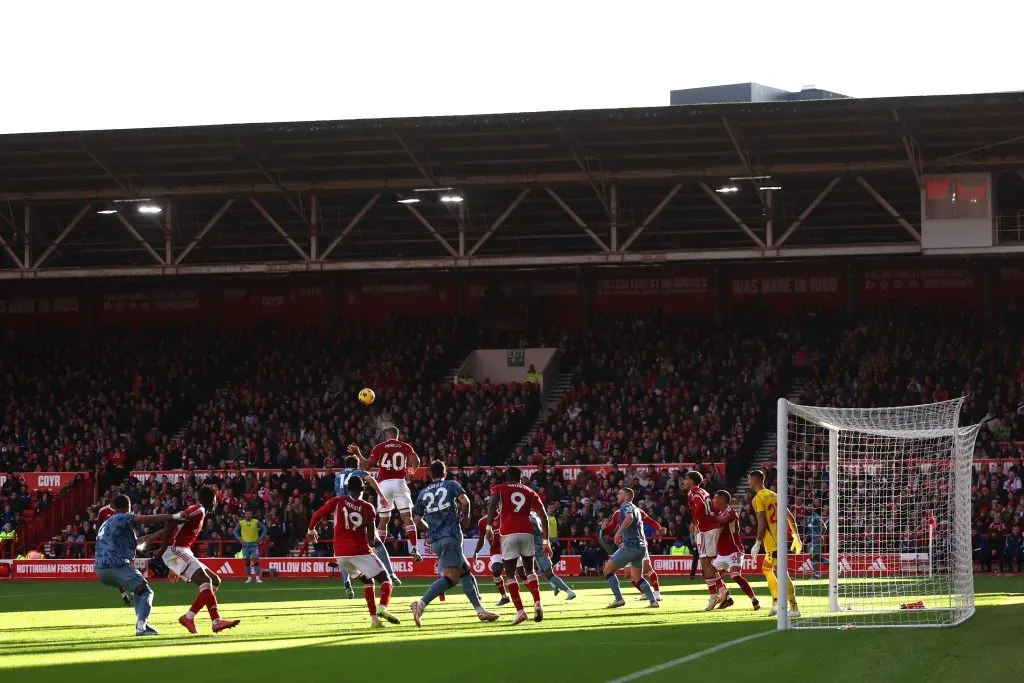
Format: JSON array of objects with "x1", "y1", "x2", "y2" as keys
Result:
[{"x1": 776, "y1": 398, "x2": 979, "y2": 629}]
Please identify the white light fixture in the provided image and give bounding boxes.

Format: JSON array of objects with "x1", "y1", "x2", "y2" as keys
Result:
[
  {"x1": 414, "y1": 186, "x2": 453, "y2": 193},
  {"x1": 137, "y1": 204, "x2": 162, "y2": 215},
  {"x1": 715, "y1": 185, "x2": 739, "y2": 194},
  {"x1": 729, "y1": 175, "x2": 772, "y2": 181},
  {"x1": 440, "y1": 194, "x2": 464, "y2": 203},
  {"x1": 96, "y1": 208, "x2": 118, "y2": 215},
  {"x1": 396, "y1": 197, "x2": 421, "y2": 204},
  {"x1": 758, "y1": 185, "x2": 783, "y2": 191}
]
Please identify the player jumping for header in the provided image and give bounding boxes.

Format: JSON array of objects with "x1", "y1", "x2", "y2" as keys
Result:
[
  {"x1": 748, "y1": 469, "x2": 802, "y2": 617},
  {"x1": 308, "y1": 475, "x2": 400, "y2": 628},
  {"x1": 711, "y1": 490, "x2": 760, "y2": 611},
  {"x1": 603, "y1": 487, "x2": 659, "y2": 609},
  {"x1": 94, "y1": 494, "x2": 185, "y2": 636},
  {"x1": 487, "y1": 466, "x2": 550, "y2": 626},
  {"x1": 335, "y1": 452, "x2": 399, "y2": 593},
  {"x1": 150, "y1": 485, "x2": 241, "y2": 634},
  {"x1": 409, "y1": 461, "x2": 500, "y2": 626},
  {"x1": 352, "y1": 427, "x2": 422, "y2": 562}
]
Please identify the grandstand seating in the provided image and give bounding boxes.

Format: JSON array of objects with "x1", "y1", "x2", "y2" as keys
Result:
[{"x1": 3, "y1": 306, "x2": 1023, "y2": 569}]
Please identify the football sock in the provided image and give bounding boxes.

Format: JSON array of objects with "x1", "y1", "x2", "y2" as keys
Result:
[
  {"x1": 493, "y1": 575, "x2": 507, "y2": 596},
  {"x1": 375, "y1": 540, "x2": 396, "y2": 577},
  {"x1": 630, "y1": 579, "x2": 643, "y2": 594},
  {"x1": 606, "y1": 573, "x2": 624, "y2": 602},
  {"x1": 421, "y1": 576, "x2": 454, "y2": 607},
  {"x1": 637, "y1": 578, "x2": 657, "y2": 603},
  {"x1": 646, "y1": 571, "x2": 660, "y2": 592},
  {"x1": 188, "y1": 583, "x2": 211, "y2": 616},
  {"x1": 525, "y1": 574, "x2": 542, "y2": 605},
  {"x1": 404, "y1": 525, "x2": 418, "y2": 552},
  {"x1": 763, "y1": 565, "x2": 779, "y2": 600},
  {"x1": 507, "y1": 579, "x2": 525, "y2": 611},
  {"x1": 706, "y1": 578, "x2": 719, "y2": 595},
  {"x1": 363, "y1": 584, "x2": 377, "y2": 616},
  {"x1": 380, "y1": 581, "x2": 393, "y2": 608},
  {"x1": 731, "y1": 572, "x2": 756, "y2": 599},
  {"x1": 460, "y1": 574, "x2": 483, "y2": 611},
  {"x1": 134, "y1": 586, "x2": 153, "y2": 623},
  {"x1": 547, "y1": 573, "x2": 571, "y2": 593}
]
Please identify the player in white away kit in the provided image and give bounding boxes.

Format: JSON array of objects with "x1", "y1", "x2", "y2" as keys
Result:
[{"x1": 359, "y1": 426, "x2": 422, "y2": 562}]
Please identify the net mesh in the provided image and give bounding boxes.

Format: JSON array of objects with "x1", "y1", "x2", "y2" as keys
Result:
[{"x1": 780, "y1": 398, "x2": 978, "y2": 629}]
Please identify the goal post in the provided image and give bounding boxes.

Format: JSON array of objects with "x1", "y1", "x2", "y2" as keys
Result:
[{"x1": 776, "y1": 397, "x2": 980, "y2": 630}]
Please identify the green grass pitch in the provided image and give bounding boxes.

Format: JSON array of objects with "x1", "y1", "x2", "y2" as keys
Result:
[{"x1": 1, "y1": 576, "x2": 1022, "y2": 682}]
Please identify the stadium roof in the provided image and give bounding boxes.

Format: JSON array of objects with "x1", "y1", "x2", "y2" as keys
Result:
[{"x1": 2, "y1": 91, "x2": 1024, "y2": 277}]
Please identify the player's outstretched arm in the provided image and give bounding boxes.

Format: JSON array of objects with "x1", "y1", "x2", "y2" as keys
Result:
[
  {"x1": 347, "y1": 443, "x2": 368, "y2": 468},
  {"x1": 640, "y1": 509, "x2": 664, "y2": 534},
  {"x1": 133, "y1": 512, "x2": 184, "y2": 526},
  {"x1": 307, "y1": 498, "x2": 338, "y2": 541},
  {"x1": 149, "y1": 520, "x2": 175, "y2": 557}
]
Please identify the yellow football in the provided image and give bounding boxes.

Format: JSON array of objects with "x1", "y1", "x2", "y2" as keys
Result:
[{"x1": 358, "y1": 387, "x2": 376, "y2": 406}]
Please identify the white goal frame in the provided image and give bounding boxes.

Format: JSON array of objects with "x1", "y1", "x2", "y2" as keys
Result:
[{"x1": 775, "y1": 397, "x2": 980, "y2": 630}]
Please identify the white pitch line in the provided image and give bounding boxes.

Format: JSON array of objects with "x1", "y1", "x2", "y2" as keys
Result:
[{"x1": 605, "y1": 630, "x2": 775, "y2": 683}]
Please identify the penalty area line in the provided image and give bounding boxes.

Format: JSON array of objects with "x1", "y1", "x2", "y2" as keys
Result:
[{"x1": 605, "y1": 630, "x2": 775, "y2": 683}]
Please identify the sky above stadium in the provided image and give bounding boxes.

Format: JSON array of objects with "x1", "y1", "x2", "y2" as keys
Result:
[{"x1": 2, "y1": 0, "x2": 1020, "y2": 135}]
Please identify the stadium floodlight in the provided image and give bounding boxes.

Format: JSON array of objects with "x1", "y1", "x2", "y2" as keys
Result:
[
  {"x1": 96, "y1": 208, "x2": 119, "y2": 215},
  {"x1": 776, "y1": 398, "x2": 979, "y2": 630},
  {"x1": 137, "y1": 205, "x2": 162, "y2": 215},
  {"x1": 759, "y1": 185, "x2": 783, "y2": 191},
  {"x1": 729, "y1": 175, "x2": 772, "y2": 181},
  {"x1": 413, "y1": 186, "x2": 453, "y2": 193},
  {"x1": 715, "y1": 185, "x2": 739, "y2": 194},
  {"x1": 439, "y1": 194, "x2": 464, "y2": 203},
  {"x1": 396, "y1": 197, "x2": 421, "y2": 204}
]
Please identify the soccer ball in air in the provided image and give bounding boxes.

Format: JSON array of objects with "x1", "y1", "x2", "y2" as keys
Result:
[{"x1": 358, "y1": 388, "x2": 376, "y2": 406}]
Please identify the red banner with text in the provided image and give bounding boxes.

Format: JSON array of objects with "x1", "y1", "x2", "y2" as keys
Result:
[
  {"x1": 338, "y1": 279, "x2": 456, "y2": 321},
  {"x1": 0, "y1": 294, "x2": 86, "y2": 327},
  {"x1": 860, "y1": 266, "x2": 981, "y2": 305},
  {"x1": 98, "y1": 287, "x2": 207, "y2": 325},
  {"x1": 217, "y1": 280, "x2": 330, "y2": 326},
  {"x1": 594, "y1": 270, "x2": 713, "y2": 313},
  {"x1": 0, "y1": 472, "x2": 88, "y2": 492},
  {"x1": 726, "y1": 266, "x2": 847, "y2": 312}
]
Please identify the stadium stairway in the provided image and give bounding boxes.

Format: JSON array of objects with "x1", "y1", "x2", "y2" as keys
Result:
[
  {"x1": 732, "y1": 378, "x2": 807, "y2": 502},
  {"x1": 515, "y1": 373, "x2": 574, "y2": 450}
]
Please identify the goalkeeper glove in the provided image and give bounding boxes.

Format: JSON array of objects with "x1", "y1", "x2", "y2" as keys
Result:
[
  {"x1": 749, "y1": 541, "x2": 761, "y2": 557},
  {"x1": 790, "y1": 535, "x2": 803, "y2": 554}
]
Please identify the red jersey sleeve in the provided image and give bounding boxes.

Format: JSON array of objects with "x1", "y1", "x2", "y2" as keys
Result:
[
  {"x1": 603, "y1": 510, "x2": 621, "y2": 534},
  {"x1": 309, "y1": 497, "x2": 339, "y2": 530},
  {"x1": 640, "y1": 509, "x2": 662, "y2": 532}
]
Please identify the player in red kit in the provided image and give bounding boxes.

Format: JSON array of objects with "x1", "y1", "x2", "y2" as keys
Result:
[
  {"x1": 711, "y1": 490, "x2": 760, "y2": 611},
  {"x1": 683, "y1": 470, "x2": 727, "y2": 610},
  {"x1": 150, "y1": 485, "x2": 240, "y2": 634},
  {"x1": 602, "y1": 505, "x2": 664, "y2": 601},
  {"x1": 357, "y1": 426, "x2": 422, "y2": 562},
  {"x1": 486, "y1": 467, "x2": 549, "y2": 626},
  {"x1": 473, "y1": 515, "x2": 509, "y2": 606},
  {"x1": 307, "y1": 476, "x2": 399, "y2": 628}
]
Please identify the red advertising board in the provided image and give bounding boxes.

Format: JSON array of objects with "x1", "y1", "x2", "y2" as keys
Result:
[
  {"x1": 464, "y1": 278, "x2": 584, "y2": 328},
  {"x1": 0, "y1": 472, "x2": 88, "y2": 492},
  {"x1": 3, "y1": 553, "x2": 928, "y2": 580},
  {"x1": 726, "y1": 266, "x2": 847, "y2": 312},
  {"x1": 860, "y1": 265, "x2": 980, "y2": 304},
  {"x1": 594, "y1": 270, "x2": 713, "y2": 312},
  {"x1": 0, "y1": 294, "x2": 86, "y2": 327},
  {"x1": 98, "y1": 288, "x2": 207, "y2": 325}
]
